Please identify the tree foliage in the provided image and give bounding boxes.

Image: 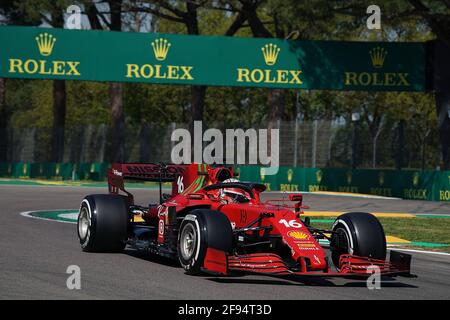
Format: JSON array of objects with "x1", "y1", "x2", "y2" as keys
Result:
[{"x1": 0, "y1": 0, "x2": 448, "y2": 169}]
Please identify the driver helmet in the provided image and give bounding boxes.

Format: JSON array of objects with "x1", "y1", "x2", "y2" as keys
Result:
[{"x1": 219, "y1": 178, "x2": 250, "y2": 203}]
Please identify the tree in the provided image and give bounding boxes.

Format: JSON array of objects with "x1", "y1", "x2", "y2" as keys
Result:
[
  {"x1": 1, "y1": 0, "x2": 446, "y2": 170},
  {"x1": 49, "y1": 8, "x2": 67, "y2": 163},
  {"x1": 83, "y1": 0, "x2": 126, "y2": 162},
  {"x1": 0, "y1": 0, "x2": 42, "y2": 161},
  {"x1": 0, "y1": 78, "x2": 6, "y2": 161},
  {"x1": 385, "y1": 1, "x2": 450, "y2": 169},
  {"x1": 327, "y1": 0, "x2": 450, "y2": 168},
  {"x1": 218, "y1": 0, "x2": 288, "y2": 156},
  {"x1": 362, "y1": 100, "x2": 385, "y2": 168},
  {"x1": 16, "y1": 0, "x2": 69, "y2": 162},
  {"x1": 130, "y1": 0, "x2": 249, "y2": 137}
]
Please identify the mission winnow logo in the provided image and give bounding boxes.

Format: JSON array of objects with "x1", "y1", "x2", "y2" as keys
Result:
[{"x1": 8, "y1": 32, "x2": 81, "y2": 77}]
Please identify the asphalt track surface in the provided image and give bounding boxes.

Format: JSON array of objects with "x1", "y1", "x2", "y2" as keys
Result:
[{"x1": 1, "y1": 185, "x2": 449, "y2": 300}]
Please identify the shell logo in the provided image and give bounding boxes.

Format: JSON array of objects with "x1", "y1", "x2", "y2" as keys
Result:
[{"x1": 287, "y1": 231, "x2": 309, "y2": 240}]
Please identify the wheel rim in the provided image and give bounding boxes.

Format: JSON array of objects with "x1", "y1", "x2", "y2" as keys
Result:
[
  {"x1": 78, "y1": 206, "x2": 90, "y2": 240},
  {"x1": 335, "y1": 227, "x2": 350, "y2": 253},
  {"x1": 331, "y1": 227, "x2": 351, "y2": 269},
  {"x1": 180, "y1": 223, "x2": 197, "y2": 261}
]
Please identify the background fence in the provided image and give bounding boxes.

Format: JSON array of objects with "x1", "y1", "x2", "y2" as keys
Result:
[
  {"x1": 238, "y1": 166, "x2": 450, "y2": 202},
  {"x1": 1, "y1": 119, "x2": 440, "y2": 169}
]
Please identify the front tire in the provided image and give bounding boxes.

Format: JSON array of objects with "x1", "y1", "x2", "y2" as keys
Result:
[
  {"x1": 330, "y1": 212, "x2": 386, "y2": 269},
  {"x1": 77, "y1": 194, "x2": 129, "y2": 252},
  {"x1": 178, "y1": 209, "x2": 233, "y2": 275}
]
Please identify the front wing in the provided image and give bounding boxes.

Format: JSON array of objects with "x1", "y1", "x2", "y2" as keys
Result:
[{"x1": 203, "y1": 249, "x2": 412, "y2": 278}]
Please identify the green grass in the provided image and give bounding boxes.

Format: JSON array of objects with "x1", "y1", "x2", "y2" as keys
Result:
[{"x1": 310, "y1": 216, "x2": 450, "y2": 252}]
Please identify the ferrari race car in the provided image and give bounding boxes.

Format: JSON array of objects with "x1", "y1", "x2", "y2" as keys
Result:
[{"x1": 77, "y1": 163, "x2": 412, "y2": 278}]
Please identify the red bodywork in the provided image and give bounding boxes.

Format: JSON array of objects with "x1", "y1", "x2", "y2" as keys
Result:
[{"x1": 108, "y1": 163, "x2": 411, "y2": 278}]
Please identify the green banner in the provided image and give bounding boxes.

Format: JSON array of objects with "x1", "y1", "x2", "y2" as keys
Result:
[
  {"x1": 0, "y1": 162, "x2": 109, "y2": 181},
  {"x1": 0, "y1": 26, "x2": 426, "y2": 91},
  {"x1": 238, "y1": 166, "x2": 450, "y2": 202}
]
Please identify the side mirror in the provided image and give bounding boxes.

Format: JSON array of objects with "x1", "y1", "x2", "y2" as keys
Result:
[{"x1": 289, "y1": 194, "x2": 303, "y2": 214}]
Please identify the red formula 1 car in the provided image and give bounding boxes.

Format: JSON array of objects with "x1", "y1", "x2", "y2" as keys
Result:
[{"x1": 77, "y1": 163, "x2": 412, "y2": 278}]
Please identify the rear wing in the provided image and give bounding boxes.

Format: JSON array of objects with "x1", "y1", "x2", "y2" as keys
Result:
[
  {"x1": 107, "y1": 163, "x2": 237, "y2": 204},
  {"x1": 108, "y1": 163, "x2": 188, "y2": 203},
  {"x1": 108, "y1": 163, "x2": 187, "y2": 182}
]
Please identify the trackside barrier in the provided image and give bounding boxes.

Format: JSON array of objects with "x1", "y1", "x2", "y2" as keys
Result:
[
  {"x1": 0, "y1": 162, "x2": 109, "y2": 181},
  {"x1": 236, "y1": 166, "x2": 450, "y2": 202},
  {"x1": 0, "y1": 163, "x2": 448, "y2": 201}
]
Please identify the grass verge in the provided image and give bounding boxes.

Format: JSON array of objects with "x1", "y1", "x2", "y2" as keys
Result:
[{"x1": 309, "y1": 216, "x2": 450, "y2": 253}]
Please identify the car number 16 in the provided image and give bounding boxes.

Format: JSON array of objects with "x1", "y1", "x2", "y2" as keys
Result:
[{"x1": 278, "y1": 219, "x2": 302, "y2": 228}]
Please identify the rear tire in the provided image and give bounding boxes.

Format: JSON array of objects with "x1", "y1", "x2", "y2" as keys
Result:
[
  {"x1": 77, "y1": 194, "x2": 129, "y2": 252},
  {"x1": 330, "y1": 212, "x2": 386, "y2": 269},
  {"x1": 178, "y1": 209, "x2": 233, "y2": 275}
]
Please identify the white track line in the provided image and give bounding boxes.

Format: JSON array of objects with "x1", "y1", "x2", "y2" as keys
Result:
[
  {"x1": 20, "y1": 210, "x2": 77, "y2": 224},
  {"x1": 415, "y1": 213, "x2": 450, "y2": 217},
  {"x1": 389, "y1": 248, "x2": 450, "y2": 257}
]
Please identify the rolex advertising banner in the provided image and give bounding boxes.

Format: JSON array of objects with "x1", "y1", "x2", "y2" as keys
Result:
[
  {"x1": 0, "y1": 26, "x2": 426, "y2": 91},
  {"x1": 0, "y1": 162, "x2": 109, "y2": 180},
  {"x1": 238, "y1": 166, "x2": 450, "y2": 202}
]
